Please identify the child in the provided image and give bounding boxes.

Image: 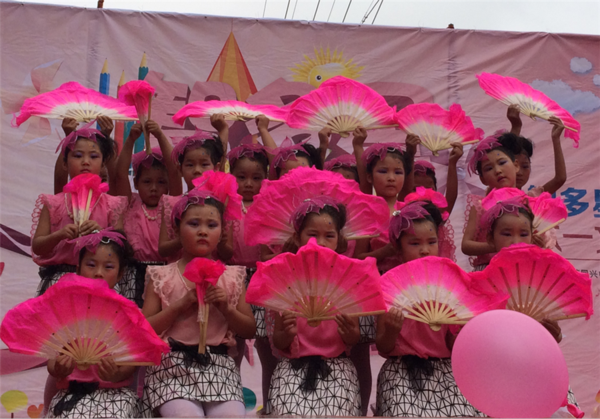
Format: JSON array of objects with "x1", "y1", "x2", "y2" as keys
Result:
[
  {"x1": 141, "y1": 174, "x2": 256, "y2": 418},
  {"x1": 324, "y1": 154, "x2": 359, "y2": 182},
  {"x1": 227, "y1": 142, "x2": 278, "y2": 407},
  {"x1": 46, "y1": 230, "x2": 139, "y2": 418},
  {"x1": 375, "y1": 201, "x2": 481, "y2": 417},
  {"x1": 158, "y1": 115, "x2": 229, "y2": 261},
  {"x1": 268, "y1": 199, "x2": 362, "y2": 417},
  {"x1": 461, "y1": 136, "x2": 519, "y2": 270},
  {"x1": 501, "y1": 109, "x2": 566, "y2": 196},
  {"x1": 114, "y1": 121, "x2": 180, "y2": 307},
  {"x1": 32, "y1": 122, "x2": 127, "y2": 296}
]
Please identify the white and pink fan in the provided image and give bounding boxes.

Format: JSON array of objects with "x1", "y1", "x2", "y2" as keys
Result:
[
  {"x1": 395, "y1": 103, "x2": 484, "y2": 156},
  {"x1": 470, "y1": 244, "x2": 593, "y2": 321},
  {"x1": 12, "y1": 81, "x2": 138, "y2": 127},
  {"x1": 63, "y1": 173, "x2": 109, "y2": 227},
  {"x1": 172, "y1": 100, "x2": 289, "y2": 125},
  {"x1": 0, "y1": 274, "x2": 169, "y2": 368},
  {"x1": 118, "y1": 80, "x2": 155, "y2": 153},
  {"x1": 476, "y1": 73, "x2": 581, "y2": 147},
  {"x1": 183, "y1": 258, "x2": 226, "y2": 354},
  {"x1": 380, "y1": 256, "x2": 508, "y2": 331},
  {"x1": 287, "y1": 76, "x2": 397, "y2": 137},
  {"x1": 246, "y1": 238, "x2": 386, "y2": 324},
  {"x1": 244, "y1": 166, "x2": 390, "y2": 246}
]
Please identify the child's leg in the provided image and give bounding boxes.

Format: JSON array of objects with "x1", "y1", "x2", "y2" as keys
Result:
[
  {"x1": 204, "y1": 400, "x2": 246, "y2": 417},
  {"x1": 233, "y1": 337, "x2": 246, "y2": 370},
  {"x1": 255, "y1": 337, "x2": 278, "y2": 407},
  {"x1": 350, "y1": 343, "x2": 372, "y2": 416},
  {"x1": 159, "y1": 399, "x2": 205, "y2": 418},
  {"x1": 43, "y1": 374, "x2": 58, "y2": 416}
]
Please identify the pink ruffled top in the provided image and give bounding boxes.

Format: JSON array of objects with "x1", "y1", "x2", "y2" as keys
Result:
[
  {"x1": 158, "y1": 194, "x2": 183, "y2": 263},
  {"x1": 56, "y1": 363, "x2": 133, "y2": 390},
  {"x1": 124, "y1": 193, "x2": 165, "y2": 262},
  {"x1": 230, "y1": 206, "x2": 260, "y2": 268},
  {"x1": 464, "y1": 194, "x2": 495, "y2": 268},
  {"x1": 385, "y1": 319, "x2": 451, "y2": 359},
  {"x1": 31, "y1": 192, "x2": 127, "y2": 266},
  {"x1": 272, "y1": 316, "x2": 347, "y2": 359},
  {"x1": 145, "y1": 262, "x2": 245, "y2": 348}
]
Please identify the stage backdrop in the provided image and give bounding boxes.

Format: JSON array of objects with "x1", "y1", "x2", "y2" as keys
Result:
[{"x1": 1, "y1": 1, "x2": 599, "y2": 416}]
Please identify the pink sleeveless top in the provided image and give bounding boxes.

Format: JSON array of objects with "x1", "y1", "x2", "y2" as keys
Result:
[
  {"x1": 463, "y1": 194, "x2": 495, "y2": 268},
  {"x1": 124, "y1": 193, "x2": 164, "y2": 262},
  {"x1": 385, "y1": 319, "x2": 451, "y2": 359},
  {"x1": 158, "y1": 194, "x2": 183, "y2": 263},
  {"x1": 230, "y1": 207, "x2": 260, "y2": 268},
  {"x1": 145, "y1": 262, "x2": 245, "y2": 348},
  {"x1": 56, "y1": 363, "x2": 133, "y2": 390},
  {"x1": 31, "y1": 192, "x2": 127, "y2": 266}
]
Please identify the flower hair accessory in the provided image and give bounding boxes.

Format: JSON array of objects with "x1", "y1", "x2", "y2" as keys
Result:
[
  {"x1": 171, "y1": 189, "x2": 217, "y2": 227},
  {"x1": 413, "y1": 160, "x2": 436, "y2": 176},
  {"x1": 270, "y1": 137, "x2": 311, "y2": 174},
  {"x1": 404, "y1": 187, "x2": 449, "y2": 221},
  {"x1": 171, "y1": 130, "x2": 218, "y2": 165},
  {"x1": 389, "y1": 201, "x2": 430, "y2": 242},
  {"x1": 480, "y1": 196, "x2": 529, "y2": 234},
  {"x1": 467, "y1": 135, "x2": 502, "y2": 175},
  {"x1": 324, "y1": 154, "x2": 357, "y2": 171},
  {"x1": 56, "y1": 120, "x2": 101, "y2": 154},
  {"x1": 227, "y1": 144, "x2": 268, "y2": 167},
  {"x1": 132, "y1": 147, "x2": 163, "y2": 174},
  {"x1": 69, "y1": 228, "x2": 126, "y2": 255},
  {"x1": 291, "y1": 196, "x2": 340, "y2": 232},
  {"x1": 361, "y1": 142, "x2": 404, "y2": 166}
]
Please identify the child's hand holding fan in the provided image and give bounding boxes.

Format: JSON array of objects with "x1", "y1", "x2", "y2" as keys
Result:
[{"x1": 63, "y1": 173, "x2": 109, "y2": 229}]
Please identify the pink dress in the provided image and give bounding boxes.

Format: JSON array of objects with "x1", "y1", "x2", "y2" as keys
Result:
[
  {"x1": 123, "y1": 193, "x2": 164, "y2": 262},
  {"x1": 463, "y1": 194, "x2": 494, "y2": 269},
  {"x1": 384, "y1": 319, "x2": 451, "y2": 359},
  {"x1": 158, "y1": 194, "x2": 183, "y2": 263},
  {"x1": 230, "y1": 206, "x2": 260, "y2": 268}
]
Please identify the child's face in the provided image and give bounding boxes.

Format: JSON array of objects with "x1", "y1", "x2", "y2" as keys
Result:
[
  {"x1": 514, "y1": 152, "x2": 531, "y2": 189},
  {"x1": 398, "y1": 220, "x2": 439, "y2": 263},
  {"x1": 490, "y1": 212, "x2": 532, "y2": 251},
  {"x1": 178, "y1": 204, "x2": 222, "y2": 258},
  {"x1": 232, "y1": 157, "x2": 265, "y2": 202},
  {"x1": 78, "y1": 245, "x2": 121, "y2": 289},
  {"x1": 368, "y1": 155, "x2": 405, "y2": 199},
  {"x1": 66, "y1": 138, "x2": 103, "y2": 178},
  {"x1": 180, "y1": 147, "x2": 219, "y2": 190},
  {"x1": 297, "y1": 213, "x2": 339, "y2": 251},
  {"x1": 331, "y1": 167, "x2": 356, "y2": 182},
  {"x1": 478, "y1": 150, "x2": 518, "y2": 189},
  {"x1": 413, "y1": 173, "x2": 436, "y2": 191},
  {"x1": 280, "y1": 156, "x2": 310, "y2": 178},
  {"x1": 135, "y1": 166, "x2": 169, "y2": 208}
]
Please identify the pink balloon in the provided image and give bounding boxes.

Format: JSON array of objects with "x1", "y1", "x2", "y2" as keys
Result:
[{"x1": 451, "y1": 310, "x2": 569, "y2": 418}]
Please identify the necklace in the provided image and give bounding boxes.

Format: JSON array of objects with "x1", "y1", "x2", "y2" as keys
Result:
[
  {"x1": 176, "y1": 263, "x2": 193, "y2": 291},
  {"x1": 141, "y1": 203, "x2": 158, "y2": 221}
]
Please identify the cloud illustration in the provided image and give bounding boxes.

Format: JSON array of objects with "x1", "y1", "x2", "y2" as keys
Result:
[
  {"x1": 531, "y1": 79, "x2": 600, "y2": 115},
  {"x1": 570, "y1": 57, "x2": 592, "y2": 74}
]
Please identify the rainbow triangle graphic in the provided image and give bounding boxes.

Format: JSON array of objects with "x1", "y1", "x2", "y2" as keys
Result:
[{"x1": 207, "y1": 32, "x2": 257, "y2": 101}]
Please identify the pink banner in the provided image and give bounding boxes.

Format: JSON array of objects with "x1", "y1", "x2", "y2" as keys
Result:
[{"x1": 1, "y1": 2, "x2": 599, "y2": 416}]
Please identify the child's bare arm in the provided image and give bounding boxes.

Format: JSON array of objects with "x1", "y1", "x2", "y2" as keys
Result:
[
  {"x1": 318, "y1": 127, "x2": 331, "y2": 164},
  {"x1": 376, "y1": 309, "x2": 404, "y2": 354},
  {"x1": 461, "y1": 206, "x2": 496, "y2": 256},
  {"x1": 352, "y1": 127, "x2": 371, "y2": 194},
  {"x1": 507, "y1": 104, "x2": 522, "y2": 136},
  {"x1": 398, "y1": 134, "x2": 419, "y2": 201},
  {"x1": 148, "y1": 120, "x2": 183, "y2": 196},
  {"x1": 32, "y1": 206, "x2": 78, "y2": 256},
  {"x1": 158, "y1": 208, "x2": 181, "y2": 258},
  {"x1": 541, "y1": 117, "x2": 567, "y2": 195},
  {"x1": 273, "y1": 311, "x2": 297, "y2": 351},
  {"x1": 445, "y1": 142, "x2": 464, "y2": 214},
  {"x1": 114, "y1": 124, "x2": 141, "y2": 199},
  {"x1": 210, "y1": 114, "x2": 229, "y2": 172},
  {"x1": 206, "y1": 286, "x2": 256, "y2": 339}
]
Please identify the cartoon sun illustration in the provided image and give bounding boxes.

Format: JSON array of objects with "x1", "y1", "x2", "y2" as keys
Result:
[{"x1": 291, "y1": 47, "x2": 364, "y2": 88}]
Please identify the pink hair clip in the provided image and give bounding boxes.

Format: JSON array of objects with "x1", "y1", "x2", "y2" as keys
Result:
[
  {"x1": 389, "y1": 201, "x2": 430, "y2": 241},
  {"x1": 69, "y1": 228, "x2": 126, "y2": 255},
  {"x1": 467, "y1": 135, "x2": 502, "y2": 175},
  {"x1": 171, "y1": 189, "x2": 216, "y2": 227},
  {"x1": 361, "y1": 142, "x2": 404, "y2": 166},
  {"x1": 291, "y1": 196, "x2": 340, "y2": 232},
  {"x1": 227, "y1": 144, "x2": 268, "y2": 167},
  {"x1": 404, "y1": 186, "x2": 449, "y2": 221},
  {"x1": 56, "y1": 121, "x2": 102, "y2": 154},
  {"x1": 271, "y1": 137, "x2": 310, "y2": 168},
  {"x1": 183, "y1": 170, "x2": 243, "y2": 222},
  {"x1": 324, "y1": 154, "x2": 357, "y2": 171},
  {"x1": 132, "y1": 147, "x2": 163, "y2": 174},
  {"x1": 413, "y1": 160, "x2": 436, "y2": 176},
  {"x1": 171, "y1": 130, "x2": 218, "y2": 166},
  {"x1": 480, "y1": 196, "x2": 529, "y2": 233}
]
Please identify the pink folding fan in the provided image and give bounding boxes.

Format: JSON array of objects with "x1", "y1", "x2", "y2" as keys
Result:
[
  {"x1": 287, "y1": 76, "x2": 397, "y2": 137},
  {"x1": 0, "y1": 274, "x2": 169, "y2": 368},
  {"x1": 63, "y1": 173, "x2": 109, "y2": 227},
  {"x1": 118, "y1": 80, "x2": 155, "y2": 153},
  {"x1": 12, "y1": 81, "x2": 138, "y2": 127},
  {"x1": 246, "y1": 238, "x2": 386, "y2": 325},
  {"x1": 395, "y1": 103, "x2": 484, "y2": 156},
  {"x1": 380, "y1": 256, "x2": 507, "y2": 331},
  {"x1": 183, "y1": 258, "x2": 226, "y2": 354},
  {"x1": 470, "y1": 244, "x2": 593, "y2": 321},
  {"x1": 172, "y1": 100, "x2": 288, "y2": 125},
  {"x1": 476, "y1": 73, "x2": 580, "y2": 147},
  {"x1": 244, "y1": 166, "x2": 390, "y2": 246}
]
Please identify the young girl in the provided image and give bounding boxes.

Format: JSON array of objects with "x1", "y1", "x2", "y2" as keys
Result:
[
  {"x1": 268, "y1": 199, "x2": 362, "y2": 417},
  {"x1": 375, "y1": 201, "x2": 481, "y2": 417},
  {"x1": 114, "y1": 121, "x2": 180, "y2": 307},
  {"x1": 324, "y1": 154, "x2": 359, "y2": 182},
  {"x1": 32, "y1": 122, "x2": 127, "y2": 296},
  {"x1": 141, "y1": 175, "x2": 256, "y2": 418},
  {"x1": 158, "y1": 115, "x2": 229, "y2": 261},
  {"x1": 461, "y1": 135, "x2": 519, "y2": 270},
  {"x1": 46, "y1": 230, "x2": 139, "y2": 418}
]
